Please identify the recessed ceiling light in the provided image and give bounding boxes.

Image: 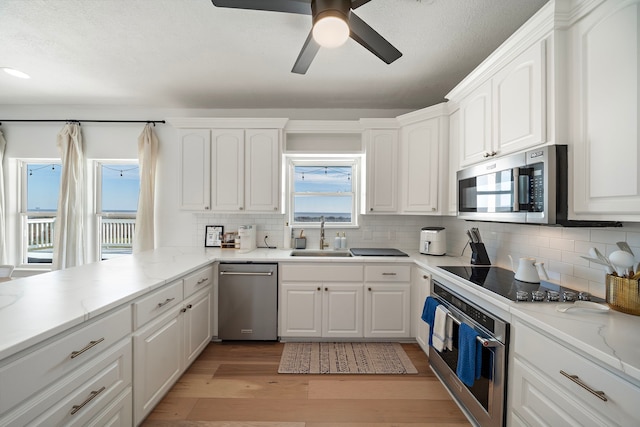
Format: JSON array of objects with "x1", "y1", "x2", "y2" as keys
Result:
[{"x1": 2, "y1": 67, "x2": 30, "y2": 79}]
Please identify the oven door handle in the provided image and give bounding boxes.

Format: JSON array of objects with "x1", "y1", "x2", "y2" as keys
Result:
[{"x1": 444, "y1": 311, "x2": 502, "y2": 348}]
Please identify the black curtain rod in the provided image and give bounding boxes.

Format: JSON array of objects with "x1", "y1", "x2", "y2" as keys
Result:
[{"x1": 0, "y1": 119, "x2": 165, "y2": 125}]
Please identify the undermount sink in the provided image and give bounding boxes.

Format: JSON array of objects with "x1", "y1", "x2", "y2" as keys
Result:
[{"x1": 290, "y1": 250, "x2": 353, "y2": 257}]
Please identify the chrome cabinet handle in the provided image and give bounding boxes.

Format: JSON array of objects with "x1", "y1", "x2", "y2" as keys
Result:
[
  {"x1": 70, "y1": 337, "x2": 104, "y2": 359},
  {"x1": 70, "y1": 386, "x2": 106, "y2": 415},
  {"x1": 157, "y1": 297, "x2": 175, "y2": 308},
  {"x1": 220, "y1": 271, "x2": 273, "y2": 276},
  {"x1": 560, "y1": 370, "x2": 608, "y2": 401},
  {"x1": 382, "y1": 272, "x2": 397, "y2": 276},
  {"x1": 196, "y1": 277, "x2": 209, "y2": 285}
]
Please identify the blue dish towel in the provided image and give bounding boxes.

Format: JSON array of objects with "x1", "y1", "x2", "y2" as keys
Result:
[
  {"x1": 456, "y1": 323, "x2": 483, "y2": 387},
  {"x1": 421, "y1": 296, "x2": 440, "y2": 347}
]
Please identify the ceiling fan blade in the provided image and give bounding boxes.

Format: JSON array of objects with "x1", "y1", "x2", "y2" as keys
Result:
[
  {"x1": 350, "y1": 0, "x2": 372, "y2": 9},
  {"x1": 291, "y1": 30, "x2": 321, "y2": 74},
  {"x1": 348, "y1": 12, "x2": 402, "y2": 64},
  {"x1": 211, "y1": 0, "x2": 311, "y2": 15}
]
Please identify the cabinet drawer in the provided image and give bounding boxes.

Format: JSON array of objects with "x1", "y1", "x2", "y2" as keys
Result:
[
  {"x1": 1, "y1": 338, "x2": 132, "y2": 426},
  {"x1": 364, "y1": 265, "x2": 410, "y2": 282},
  {"x1": 0, "y1": 305, "x2": 131, "y2": 415},
  {"x1": 133, "y1": 279, "x2": 183, "y2": 328},
  {"x1": 281, "y1": 264, "x2": 363, "y2": 282},
  {"x1": 183, "y1": 265, "x2": 213, "y2": 298},
  {"x1": 514, "y1": 320, "x2": 640, "y2": 424}
]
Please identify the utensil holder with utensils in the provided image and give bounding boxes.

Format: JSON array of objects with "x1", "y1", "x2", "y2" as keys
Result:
[{"x1": 606, "y1": 274, "x2": 640, "y2": 315}]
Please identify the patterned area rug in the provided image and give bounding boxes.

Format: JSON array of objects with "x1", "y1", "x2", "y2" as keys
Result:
[{"x1": 278, "y1": 342, "x2": 418, "y2": 374}]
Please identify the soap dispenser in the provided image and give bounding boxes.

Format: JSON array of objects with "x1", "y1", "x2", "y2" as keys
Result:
[
  {"x1": 334, "y1": 232, "x2": 341, "y2": 249},
  {"x1": 340, "y1": 232, "x2": 347, "y2": 249}
]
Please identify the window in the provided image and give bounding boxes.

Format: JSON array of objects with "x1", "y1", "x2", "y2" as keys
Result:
[
  {"x1": 96, "y1": 162, "x2": 139, "y2": 260},
  {"x1": 288, "y1": 158, "x2": 358, "y2": 227},
  {"x1": 21, "y1": 162, "x2": 61, "y2": 264}
]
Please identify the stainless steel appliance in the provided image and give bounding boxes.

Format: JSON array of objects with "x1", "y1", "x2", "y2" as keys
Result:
[
  {"x1": 218, "y1": 263, "x2": 278, "y2": 340},
  {"x1": 420, "y1": 226, "x2": 446, "y2": 255},
  {"x1": 349, "y1": 248, "x2": 409, "y2": 256},
  {"x1": 430, "y1": 279, "x2": 508, "y2": 427},
  {"x1": 457, "y1": 145, "x2": 567, "y2": 225},
  {"x1": 439, "y1": 265, "x2": 604, "y2": 303}
]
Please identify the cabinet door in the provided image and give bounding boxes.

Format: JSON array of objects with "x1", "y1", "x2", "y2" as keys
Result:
[
  {"x1": 364, "y1": 284, "x2": 410, "y2": 338},
  {"x1": 365, "y1": 129, "x2": 398, "y2": 213},
  {"x1": 460, "y1": 80, "x2": 493, "y2": 166},
  {"x1": 245, "y1": 129, "x2": 280, "y2": 212},
  {"x1": 211, "y1": 129, "x2": 245, "y2": 211},
  {"x1": 132, "y1": 310, "x2": 183, "y2": 424},
  {"x1": 280, "y1": 283, "x2": 322, "y2": 337},
  {"x1": 571, "y1": 0, "x2": 640, "y2": 218},
  {"x1": 413, "y1": 269, "x2": 431, "y2": 352},
  {"x1": 180, "y1": 129, "x2": 210, "y2": 210},
  {"x1": 400, "y1": 118, "x2": 440, "y2": 213},
  {"x1": 322, "y1": 283, "x2": 363, "y2": 338},
  {"x1": 183, "y1": 289, "x2": 211, "y2": 368},
  {"x1": 493, "y1": 41, "x2": 545, "y2": 156}
]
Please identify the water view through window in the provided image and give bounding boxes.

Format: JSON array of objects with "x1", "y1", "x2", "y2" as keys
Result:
[
  {"x1": 292, "y1": 165, "x2": 353, "y2": 223},
  {"x1": 100, "y1": 164, "x2": 139, "y2": 259},
  {"x1": 25, "y1": 163, "x2": 60, "y2": 263}
]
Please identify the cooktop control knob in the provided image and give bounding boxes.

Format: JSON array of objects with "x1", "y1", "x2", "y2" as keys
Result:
[
  {"x1": 516, "y1": 291, "x2": 529, "y2": 301},
  {"x1": 531, "y1": 290, "x2": 546, "y2": 301},
  {"x1": 547, "y1": 290, "x2": 560, "y2": 301},
  {"x1": 563, "y1": 291, "x2": 576, "y2": 302},
  {"x1": 578, "y1": 292, "x2": 591, "y2": 301}
]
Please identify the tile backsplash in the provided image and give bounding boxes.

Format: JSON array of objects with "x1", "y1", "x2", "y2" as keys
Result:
[{"x1": 193, "y1": 213, "x2": 640, "y2": 299}]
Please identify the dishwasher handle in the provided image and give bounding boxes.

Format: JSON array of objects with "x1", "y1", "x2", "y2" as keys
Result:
[{"x1": 220, "y1": 271, "x2": 273, "y2": 276}]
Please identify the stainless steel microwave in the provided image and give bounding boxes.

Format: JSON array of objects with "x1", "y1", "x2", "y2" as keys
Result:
[{"x1": 457, "y1": 145, "x2": 567, "y2": 225}]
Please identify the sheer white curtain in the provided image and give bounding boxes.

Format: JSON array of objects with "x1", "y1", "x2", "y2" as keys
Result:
[
  {"x1": 133, "y1": 124, "x2": 158, "y2": 253},
  {"x1": 52, "y1": 123, "x2": 85, "y2": 270},
  {"x1": 0, "y1": 130, "x2": 7, "y2": 264}
]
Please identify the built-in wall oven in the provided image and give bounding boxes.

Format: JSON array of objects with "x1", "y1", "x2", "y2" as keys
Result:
[{"x1": 429, "y1": 279, "x2": 509, "y2": 427}]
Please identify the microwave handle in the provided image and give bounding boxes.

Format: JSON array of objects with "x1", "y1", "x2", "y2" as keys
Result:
[{"x1": 512, "y1": 167, "x2": 520, "y2": 212}]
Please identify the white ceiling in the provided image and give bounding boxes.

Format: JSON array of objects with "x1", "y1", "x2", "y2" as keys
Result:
[{"x1": 0, "y1": 0, "x2": 549, "y2": 110}]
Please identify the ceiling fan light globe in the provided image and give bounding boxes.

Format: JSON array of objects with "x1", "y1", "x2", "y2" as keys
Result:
[{"x1": 312, "y1": 16, "x2": 349, "y2": 48}]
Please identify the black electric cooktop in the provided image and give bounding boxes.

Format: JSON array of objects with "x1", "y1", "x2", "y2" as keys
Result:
[
  {"x1": 349, "y1": 248, "x2": 409, "y2": 257},
  {"x1": 438, "y1": 265, "x2": 604, "y2": 303}
]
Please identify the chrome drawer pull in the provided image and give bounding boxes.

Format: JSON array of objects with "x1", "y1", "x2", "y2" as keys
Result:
[
  {"x1": 381, "y1": 272, "x2": 397, "y2": 276},
  {"x1": 560, "y1": 370, "x2": 608, "y2": 401},
  {"x1": 70, "y1": 386, "x2": 106, "y2": 415},
  {"x1": 157, "y1": 297, "x2": 175, "y2": 308},
  {"x1": 70, "y1": 337, "x2": 104, "y2": 359},
  {"x1": 196, "y1": 277, "x2": 209, "y2": 285}
]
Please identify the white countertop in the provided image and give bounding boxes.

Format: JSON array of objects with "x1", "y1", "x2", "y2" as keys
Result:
[{"x1": 1, "y1": 246, "x2": 639, "y2": 388}]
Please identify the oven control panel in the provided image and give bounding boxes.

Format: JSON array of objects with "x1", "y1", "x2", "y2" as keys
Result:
[{"x1": 433, "y1": 281, "x2": 496, "y2": 334}]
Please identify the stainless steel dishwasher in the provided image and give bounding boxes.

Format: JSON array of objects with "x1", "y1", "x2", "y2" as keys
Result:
[{"x1": 218, "y1": 262, "x2": 278, "y2": 340}]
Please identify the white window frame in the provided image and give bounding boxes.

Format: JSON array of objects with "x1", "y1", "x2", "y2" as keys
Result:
[
  {"x1": 95, "y1": 160, "x2": 139, "y2": 260},
  {"x1": 19, "y1": 160, "x2": 61, "y2": 266},
  {"x1": 286, "y1": 156, "x2": 360, "y2": 228}
]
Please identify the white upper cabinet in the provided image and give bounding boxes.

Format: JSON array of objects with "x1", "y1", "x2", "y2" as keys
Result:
[
  {"x1": 458, "y1": 40, "x2": 546, "y2": 167},
  {"x1": 459, "y1": 80, "x2": 493, "y2": 166},
  {"x1": 172, "y1": 119, "x2": 286, "y2": 213},
  {"x1": 398, "y1": 107, "x2": 448, "y2": 214},
  {"x1": 211, "y1": 129, "x2": 245, "y2": 211},
  {"x1": 180, "y1": 129, "x2": 211, "y2": 210},
  {"x1": 492, "y1": 40, "x2": 545, "y2": 155},
  {"x1": 570, "y1": 0, "x2": 640, "y2": 220},
  {"x1": 363, "y1": 128, "x2": 399, "y2": 213}
]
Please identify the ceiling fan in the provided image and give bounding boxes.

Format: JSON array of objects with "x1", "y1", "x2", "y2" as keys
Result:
[{"x1": 210, "y1": 0, "x2": 403, "y2": 74}]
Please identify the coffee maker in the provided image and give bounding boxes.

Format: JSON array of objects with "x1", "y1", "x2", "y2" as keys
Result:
[{"x1": 419, "y1": 227, "x2": 446, "y2": 255}]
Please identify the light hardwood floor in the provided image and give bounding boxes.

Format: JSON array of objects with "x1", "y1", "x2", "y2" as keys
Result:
[{"x1": 142, "y1": 342, "x2": 471, "y2": 427}]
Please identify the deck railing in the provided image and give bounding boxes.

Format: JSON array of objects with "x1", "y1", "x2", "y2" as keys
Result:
[{"x1": 27, "y1": 217, "x2": 136, "y2": 255}]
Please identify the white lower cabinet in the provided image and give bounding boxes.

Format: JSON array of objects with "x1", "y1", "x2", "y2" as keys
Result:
[
  {"x1": 280, "y1": 263, "x2": 412, "y2": 340},
  {"x1": 133, "y1": 282, "x2": 212, "y2": 424},
  {"x1": 510, "y1": 319, "x2": 640, "y2": 426},
  {"x1": 363, "y1": 265, "x2": 411, "y2": 338},
  {"x1": 279, "y1": 263, "x2": 364, "y2": 338}
]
